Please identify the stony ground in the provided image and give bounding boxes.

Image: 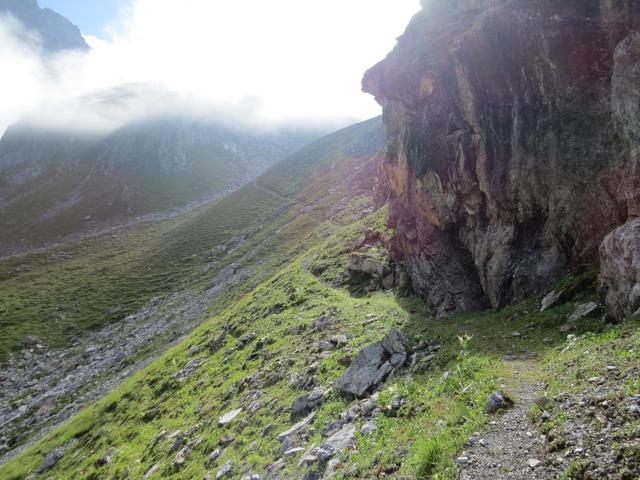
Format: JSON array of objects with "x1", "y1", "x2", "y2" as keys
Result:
[
  {"x1": 459, "y1": 361, "x2": 560, "y2": 480},
  {"x1": 0, "y1": 231, "x2": 270, "y2": 462}
]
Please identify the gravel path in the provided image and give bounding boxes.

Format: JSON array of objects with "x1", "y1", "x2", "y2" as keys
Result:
[{"x1": 459, "y1": 362, "x2": 560, "y2": 480}]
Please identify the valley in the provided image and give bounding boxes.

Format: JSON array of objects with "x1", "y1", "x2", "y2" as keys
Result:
[{"x1": 0, "y1": 0, "x2": 639, "y2": 479}]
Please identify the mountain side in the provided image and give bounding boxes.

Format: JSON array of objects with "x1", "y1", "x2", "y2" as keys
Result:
[
  {"x1": 363, "y1": 0, "x2": 640, "y2": 317},
  {"x1": 0, "y1": 113, "x2": 320, "y2": 255},
  {"x1": 2, "y1": 119, "x2": 637, "y2": 479},
  {"x1": 0, "y1": 0, "x2": 89, "y2": 53},
  {"x1": 0, "y1": 118, "x2": 385, "y2": 461}
]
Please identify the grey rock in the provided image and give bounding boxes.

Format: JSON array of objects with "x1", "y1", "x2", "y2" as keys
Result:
[
  {"x1": 484, "y1": 392, "x2": 514, "y2": 414},
  {"x1": 386, "y1": 395, "x2": 407, "y2": 416},
  {"x1": 335, "y1": 329, "x2": 407, "y2": 397},
  {"x1": 144, "y1": 462, "x2": 160, "y2": 478},
  {"x1": 599, "y1": 218, "x2": 640, "y2": 320},
  {"x1": 209, "y1": 331, "x2": 227, "y2": 353},
  {"x1": 35, "y1": 447, "x2": 64, "y2": 474},
  {"x1": 291, "y1": 387, "x2": 325, "y2": 416},
  {"x1": 567, "y1": 302, "x2": 599, "y2": 323},
  {"x1": 174, "y1": 359, "x2": 205, "y2": 382},
  {"x1": 321, "y1": 424, "x2": 357, "y2": 454},
  {"x1": 172, "y1": 446, "x2": 190, "y2": 467},
  {"x1": 311, "y1": 315, "x2": 330, "y2": 330},
  {"x1": 19, "y1": 336, "x2": 42, "y2": 347},
  {"x1": 216, "y1": 460, "x2": 233, "y2": 479},
  {"x1": 541, "y1": 290, "x2": 567, "y2": 312},
  {"x1": 209, "y1": 449, "x2": 221, "y2": 462},
  {"x1": 277, "y1": 412, "x2": 315, "y2": 442},
  {"x1": 237, "y1": 332, "x2": 257, "y2": 348},
  {"x1": 330, "y1": 335, "x2": 348, "y2": 348},
  {"x1": 218, "y1": 408, "x2": 243, "y2": 426},
  {"x1": 284, "y1": 447, "x2": 305, "y2": 456},
  {"x1": 360, "y1": 421, "x2": 377, "y2": 435},
  {"x1": 347, "y1": 254, "x2": 386, "y2": 277},
  {"x1": 278, "y1": 434, "x2": 297, "y2": 456}
]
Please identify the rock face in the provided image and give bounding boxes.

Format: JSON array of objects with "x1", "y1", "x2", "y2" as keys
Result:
[
  {"x1": 335, "y1": 329, "x2": 407, "y2": 397},
  {"x1": 599, "y1": 218, "x2": 640, "y2": 320},
  {"x1": 363, "y1": 0, "x2": 640, "y2": 317}
]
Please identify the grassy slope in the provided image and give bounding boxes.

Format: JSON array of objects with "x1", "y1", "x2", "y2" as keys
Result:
[
  {"x1": 0, "y1": 126, "x2": 307, "y2": 250},
  {"x1": 0, "y1": 182, "x2": 291, "y2": 358},
  {"x1": 1, "y1": 116, "x2": 638, "y2": 479},
  {"x1": 3, "y1": 195, "x2": 634, "y2": 479},
  {"x1": 0, "y1": 117, "x2": 386, "y2": 359}
]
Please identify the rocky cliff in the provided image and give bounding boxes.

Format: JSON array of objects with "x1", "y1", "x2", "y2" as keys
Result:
[{"x1": 364, "y1": 0, "x2": 640, "y2": 317}]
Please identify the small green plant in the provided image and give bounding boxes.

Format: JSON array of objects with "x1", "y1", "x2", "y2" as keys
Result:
[{"x1": 457, "y1": 333, "x2": 473, "y2": 359}]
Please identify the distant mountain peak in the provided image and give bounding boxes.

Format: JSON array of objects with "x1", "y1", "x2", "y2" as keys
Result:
[{"x1": 0, "y1": 0, "x2": 89, "y2": 53}]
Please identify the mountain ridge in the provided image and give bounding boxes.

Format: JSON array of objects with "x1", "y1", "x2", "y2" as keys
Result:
[{"x1": 0, "y1": 0, "x2": 89, "y2": 53}]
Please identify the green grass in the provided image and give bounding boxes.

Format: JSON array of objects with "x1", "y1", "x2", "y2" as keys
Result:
[
  {"x1": 0, "y1": 182, "x2": 290, "y2": 358},
  {"x1": 0, "y1": 118, "x2": 385, "y2": 359},
  {"x1": 1, "y1": 196, "x2": 624, "y2": 480},
  {"x1": 2, "y1": 116, "x2": 639, "y2": 479}
]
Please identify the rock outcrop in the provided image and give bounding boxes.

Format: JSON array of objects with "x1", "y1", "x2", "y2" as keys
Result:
[
  {"x1": 599, "y1": 217, "x2": 640, "y2": 320},
  {"x1": 363, "y1": 0, "x2": 640, "y2": 317},
  {"x1": 335, "y1": 329, "x2": 407, "y2": 398}
]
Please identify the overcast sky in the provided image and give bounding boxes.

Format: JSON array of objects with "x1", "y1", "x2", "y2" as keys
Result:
[{"x1": 1, "y1": 0, "x2": 420, "y2": 132}]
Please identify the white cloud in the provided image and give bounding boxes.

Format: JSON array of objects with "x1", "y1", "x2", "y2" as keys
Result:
[{"x1": 0, "y1": 0, "x2": 420, "y2": 133}]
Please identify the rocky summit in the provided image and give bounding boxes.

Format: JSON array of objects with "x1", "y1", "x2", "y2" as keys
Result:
[{"x1": 0, "y1": 1, "x2": 639, "y2": 480}]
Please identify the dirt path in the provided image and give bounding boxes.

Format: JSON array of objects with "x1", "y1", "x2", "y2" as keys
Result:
[{"x1": 459, "y1": 361, "x2": 560, "y2": 480}]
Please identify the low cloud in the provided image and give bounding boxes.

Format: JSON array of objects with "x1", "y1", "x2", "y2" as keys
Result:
[{"x1": 0, "y1": 0, "x2": 419, "y2": 134}]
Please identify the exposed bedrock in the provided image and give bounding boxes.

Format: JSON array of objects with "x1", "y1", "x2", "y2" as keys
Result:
[
  {"x1": 363, "y1": 0, "x2": 640, "y2": 316},
  {"x1": 600, "y1": 217, "x2": 640, "y2": 320}
]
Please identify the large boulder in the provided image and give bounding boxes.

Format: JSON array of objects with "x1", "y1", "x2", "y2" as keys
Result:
[
  {"x1": 599, "y1": 218, "x2": 640, "y2": 320},
  {"x1": 347, "y1": 254, "x2": 387, "y2": 278},
  {"x1": 335, "y1": 329, "x2": 407, "y2": 398}
]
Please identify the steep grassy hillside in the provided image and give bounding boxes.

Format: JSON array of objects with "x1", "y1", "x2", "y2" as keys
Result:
[
  {"x1": 0, "y1": 183, "x2": 284, "y2": 357},
  {"x1": 3, "y1": 198, "x2": 635, "y2": 479},
  {"x1": 0, "y1": 118, "x2": 381, "y2": 359},
  {"x1": 2, "y1": 116, "x2": 638, "y2": 480}
]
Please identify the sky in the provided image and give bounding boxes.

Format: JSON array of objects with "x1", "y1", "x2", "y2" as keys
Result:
[
  {"x1": 39, "y1": 0, "x2": 125, "y2": 36},
  {"x1": 0, "y1": 0, "x2": 421, "y2": 133}
]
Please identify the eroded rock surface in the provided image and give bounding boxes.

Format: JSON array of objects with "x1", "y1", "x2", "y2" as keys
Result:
[
  {"x1": 599, "y1": 217, "x2": 640, "y2": 320},
  {"x1": 335, "y1": 329, "x2": 407, "y2": 398},
  {"x1": 363, "y1": 0, "x2": 640, "y2": 316}
]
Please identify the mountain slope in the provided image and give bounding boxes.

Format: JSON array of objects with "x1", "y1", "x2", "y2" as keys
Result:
[
  {"x1": 0, "y1": 112, "x2": 321, "y2": 255},
  {"x1": 0, "y1": 118, "x2": 639, "y2": 480},
  {"x1": 0, "y1": 118, "x2": 386, "y2": 462},
  {"x1": 0, "y1": 0, "x2": 88, "y2": 53},
  {"x1": 2, "y1": 140, "x2": 637, "y2": 479}
]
